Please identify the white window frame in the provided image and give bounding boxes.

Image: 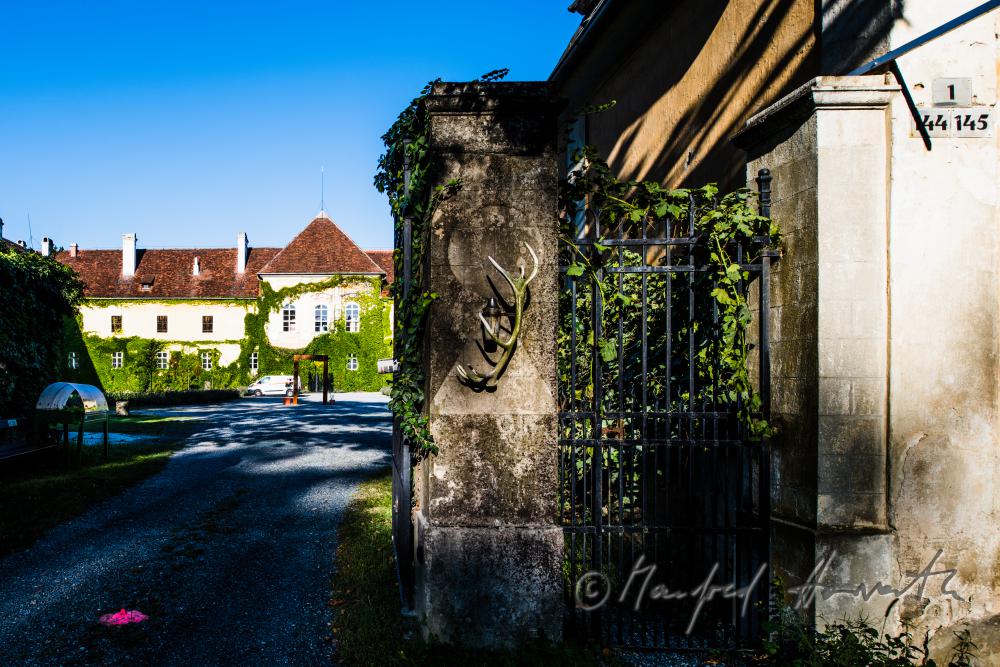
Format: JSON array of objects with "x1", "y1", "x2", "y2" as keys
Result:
[
  {"x1": 347, "y1": 353, "x2": 358, "y2": 371},
  {"x1": 200, "y1": 351, "x2": 213, "y2": 371},
  {"x1": 315, "y1": 304, "x2": 329, "y2": 332},
  {"x1": 112, "y1": 351, "x2": 123, "y2": 369},
  {"x1": 68, "y1": 351, "x2": 78, "y2": 369},
  {"x1": 249, "y1": 351, "x2": 258, "y2": 373},
  {"x1": 282, "y1": 303, "x2": 296, "y2": 332},
  {"x1": 156, "y1": 351, "x2": 169, "y2": 370},
  {"x1": 345, "y1": 302, "x2": 360, "y2": 333}
]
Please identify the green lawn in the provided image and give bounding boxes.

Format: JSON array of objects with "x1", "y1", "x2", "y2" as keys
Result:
[
  {"x1": 0, "y1": 414, "x2": 199, "y2": 557},
  {"x1": 330, "y1": 471, "x2": 607, "y2": 666}
]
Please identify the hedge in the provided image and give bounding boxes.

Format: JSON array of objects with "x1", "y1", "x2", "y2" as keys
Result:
[{"x1": 107, "y1": 389, "x2": 242, "y2": 408}]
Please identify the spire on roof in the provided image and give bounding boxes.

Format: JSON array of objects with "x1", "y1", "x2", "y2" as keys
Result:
[{"x1": 316, "y1": 209, "x2": 330, "y2": 220}]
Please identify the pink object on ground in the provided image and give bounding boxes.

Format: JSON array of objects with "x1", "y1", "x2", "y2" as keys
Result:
[{"x1": 99, "y1": 609, "x2": 149, "y2": 626}]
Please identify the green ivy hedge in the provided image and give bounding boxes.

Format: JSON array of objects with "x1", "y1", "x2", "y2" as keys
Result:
[
  {"x1": 107, "y1": 389, "x2": 241, "y2": 407},
  {"x1": 0, "y1": 248, "x2": 83, "y2": 417}
]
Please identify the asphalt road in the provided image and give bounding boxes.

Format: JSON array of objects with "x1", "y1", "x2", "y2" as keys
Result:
[{"x1": 0, "y1": 393, "x2": 392, "y2": 666}]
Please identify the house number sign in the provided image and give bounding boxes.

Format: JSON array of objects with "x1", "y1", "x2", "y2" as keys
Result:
[
  {"x1": 911, "y1": 77, "x2": 994, "y2": 138},
  {"x1": 911, "y1": 108, "x2": 995, "y2": 138}
]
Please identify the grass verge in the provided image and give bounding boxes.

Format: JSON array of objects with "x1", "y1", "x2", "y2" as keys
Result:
[
  {"x1": 0, "y1": 415, "x2": 199, "y2": 557},
  {"x1": 331, "y1": 470, "x2": 606, "y2": 666}
]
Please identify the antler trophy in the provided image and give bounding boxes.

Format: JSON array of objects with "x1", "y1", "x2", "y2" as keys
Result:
[{"x1": 457, "y1": 242, "x2": 540, "y2": 387}]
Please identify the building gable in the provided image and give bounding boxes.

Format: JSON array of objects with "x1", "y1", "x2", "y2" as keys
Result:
[{"x1": 259, "y1": 212, "x2": 384, "y2": 276}]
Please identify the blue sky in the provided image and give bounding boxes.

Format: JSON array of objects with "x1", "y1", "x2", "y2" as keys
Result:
[{"x1": 0, "y1": 2, "x2": 579, "y2": 251}]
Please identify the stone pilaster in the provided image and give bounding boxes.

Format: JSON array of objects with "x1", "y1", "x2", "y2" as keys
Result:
[
  {"x1": 736, "y1": 75, "x2": 900, "y2": 622},
  {"x1": 412, "y1": 82, "x2": 563, "y2": 648}
]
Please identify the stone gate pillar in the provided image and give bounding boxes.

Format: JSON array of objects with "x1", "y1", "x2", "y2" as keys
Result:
[{"x1": 412, "y1": 82, "x2": 563, "y2": 648}]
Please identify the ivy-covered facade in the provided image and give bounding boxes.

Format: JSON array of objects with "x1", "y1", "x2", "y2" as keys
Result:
[{"x1": 57, "y1": 212, "x2": 393, "y2": 394}]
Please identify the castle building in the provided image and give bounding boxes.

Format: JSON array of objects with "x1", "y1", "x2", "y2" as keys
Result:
[{"x1": 53, "y1": 211, "x2": 394, "y2": 392}]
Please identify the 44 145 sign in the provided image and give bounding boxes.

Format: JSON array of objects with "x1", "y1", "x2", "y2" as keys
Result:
[{"x1": 911, "y1": 107, "x2": 994, "y2": 138}]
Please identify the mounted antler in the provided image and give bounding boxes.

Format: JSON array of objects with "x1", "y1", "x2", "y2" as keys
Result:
[{"x1": 457, "y1": 242, "x2": 540, "y2": 387}]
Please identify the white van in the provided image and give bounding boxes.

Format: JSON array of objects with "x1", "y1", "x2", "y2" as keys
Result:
[{"x1": 247, "y1": 375, "x2": 301, "y2": 397}]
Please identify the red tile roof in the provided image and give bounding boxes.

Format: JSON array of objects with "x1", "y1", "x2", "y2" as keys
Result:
[
  {"x1": 53, "y1": 213, "x2": 389, "y2": 299},
  {"x1": 365, "y1": 250, "x2": 394, "y2": 284},
  {"x1": 1, "y1": 238, "x2": 29, "y2": 253},
  {"x1": 56, "y1": 247, "x2": 280, "y2": 299},
  {"x1": 260, "y1": 213, "x2": 384, "y2": 275}
]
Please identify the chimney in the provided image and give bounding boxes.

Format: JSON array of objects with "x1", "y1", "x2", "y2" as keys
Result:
[
  {"x1": 41, "y1": 237, "x2": 53, "y2": 257},
  {"x1": 237, "y1": 232, "x2": 249, "y2": 274},
  {"x1": 70, "y1": 243, "x2": 79, "y2": 258},
  {"x1": 122, "y1": 233, "x2": 137, "y2": 276},
  {"x1": 193, "y1": 256, "x2": 200, "y2": 276}
]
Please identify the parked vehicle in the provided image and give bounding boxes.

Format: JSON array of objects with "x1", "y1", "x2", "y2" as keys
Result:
[{"x1": 246, "y1": 375, "x2": 301, "y2": 397}]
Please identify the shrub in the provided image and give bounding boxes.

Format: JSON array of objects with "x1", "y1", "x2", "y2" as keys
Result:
[
  {"x1": 0, "y1": 248, "x2": 83, "y2": 418},
  {"x1": 106, "y1": 389, "x2": 241, "y2": 408}
]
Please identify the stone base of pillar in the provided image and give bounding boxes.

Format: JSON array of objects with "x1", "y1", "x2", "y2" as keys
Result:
[{"x1": 415, "y1": 522, "x2": 564, "y2": 649}]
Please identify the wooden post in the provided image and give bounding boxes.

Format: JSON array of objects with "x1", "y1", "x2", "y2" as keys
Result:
[
  {"x1": 76, "y1": 419, "x2": 84, "y2": 466},
  {"x1": 293, "y1": 360, "x2": 299, "y2": 405},
  {"x1": 323, "y1": 358, "x2": 329, "y2": 405}
]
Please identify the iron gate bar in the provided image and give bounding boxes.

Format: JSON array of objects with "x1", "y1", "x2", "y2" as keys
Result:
[{"x1": 391, "y1": 137, "x2": 416, "y2": 612}]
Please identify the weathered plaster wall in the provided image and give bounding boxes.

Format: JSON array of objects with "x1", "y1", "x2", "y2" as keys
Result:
[
  {"x1": 884, "y1": 2, "x2": 1000, "y2": 659},
  {"x1": 552, "y1": 0, "x2": 818, "y2": 189},
  {"x1": 412, "y1": 82, "x2": 563, "y2": 648},
  {"x1": 739, "y1": 2, "x2": 1000, "y2": 657}
]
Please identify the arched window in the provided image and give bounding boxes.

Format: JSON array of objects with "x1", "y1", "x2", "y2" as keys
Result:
[
  {"x1": 345, "y1": 302, "x2": 360, "y2": 333},
  {"x1": 282, "y1": 303, "x2": 296, "y2": 332},
  {"x1": 347, "y1": 353, "x2": 358, "y2": 371},
  {"x1": 315, "y1": 305, "x2": 329, "y2": 332}
]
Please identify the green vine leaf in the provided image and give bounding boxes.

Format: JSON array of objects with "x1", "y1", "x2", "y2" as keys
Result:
[{"x1": 558, "y1": 144, "x2": 782, "y2": 439}]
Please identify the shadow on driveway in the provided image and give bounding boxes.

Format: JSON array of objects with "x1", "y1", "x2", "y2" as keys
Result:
[{"x1": 0, "y1": 392, "x2": 392, "y2": 666}]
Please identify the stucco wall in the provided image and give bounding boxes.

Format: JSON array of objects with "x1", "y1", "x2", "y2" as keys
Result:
[
  {"x1": 883, "y1": 2, "x2": 1000, "y2": 658},
  {"x1": 260, "y1": 275, "x2": 378, "y2": 350},
  {"x1": 739, "y1": 1, "x2": 1000, "y2": 657},
  {"x1": 552, "y1": 0, "x2": 818, "y2": 189},
  {"x1": 80, "y1": 301, "x2": 250, "y2": 367}
]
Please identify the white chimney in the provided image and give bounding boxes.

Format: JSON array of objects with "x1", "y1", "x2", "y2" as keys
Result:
[
  {"x1": 237, "y1": 232, "x2": 249, "y2": 274},
  {"x1": 122, "y1": 233, "x2": 137, "y2": 276},
  {"x1": 193, "y1": 256, "x2": 200, "y2": 276},
  {"x1": 41, "y1": 237, "x2": 53, "y2": 257},
  {"x1": 70, "y1": 243, "x2": 78, "y2": 258}
]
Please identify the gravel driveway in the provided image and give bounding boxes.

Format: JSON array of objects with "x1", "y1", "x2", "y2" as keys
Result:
[{"x1": 0, "y1": 392, "x2": 392, "y2": 666}]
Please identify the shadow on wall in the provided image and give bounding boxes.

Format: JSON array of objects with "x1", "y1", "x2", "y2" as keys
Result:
[{"x1": 559, "y1": 0, "x2": 902, "y2": 190}]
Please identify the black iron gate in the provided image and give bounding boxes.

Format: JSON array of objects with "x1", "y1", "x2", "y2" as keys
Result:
[
  {"x1": 558, "y1": 171, "x2": 776, "y2": 652},
  {"x1": 391, "y1": 145, "x2": 416, "y2": 611}
]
